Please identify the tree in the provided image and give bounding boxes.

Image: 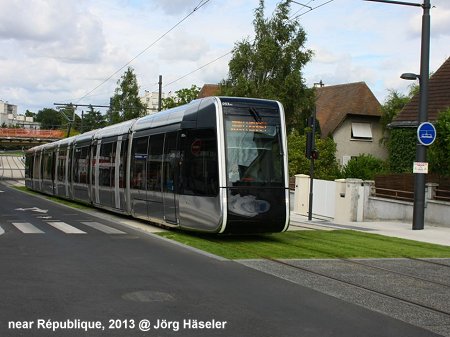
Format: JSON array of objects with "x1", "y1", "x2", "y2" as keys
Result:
[
  {"x1": 380, "y1": 84, "x2": 418, "y2": 132},
  {"x1": 220, "y1": 0, "x2": 314, "y2": 132},
  {"x1": 108, "y1": 67, "x2": 146, "y2": 124},
  {"x1": 35, "y1": 108, "x2": 64, "y2": 130},
  {"x1": 161, "y1": 85, "x2": 200, "y2": 109},
  {"x1": 380, "y1": 89, "x2": 410, "y2": 144},
  {"x1": 25, "y1": 110, "x2": 36, "y2": 118},
  {"x1": 82, "y1": 106, "x2": 106, "y2": 132},
  {"x1": 288, "y1": 130, "x2": 340, "y2": 180},
  {"x1": 382, "y1": 85, "x2": 420, "y2": 172}
]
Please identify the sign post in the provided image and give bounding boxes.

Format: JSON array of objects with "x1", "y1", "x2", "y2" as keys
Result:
[{"x1": 412, "y1": 122, "x2": 436, "y2": 229}]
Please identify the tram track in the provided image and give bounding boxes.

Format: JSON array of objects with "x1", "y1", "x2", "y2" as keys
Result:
[
  {"x1": 291, "y1": 222, "x2": 450, "y2": 271},
  {"x1": 198, "y1": 234, "x2": 450, "y2": 320},
  {"x1": 264, "y1": 257, "x2": 450, "y2": 318}
]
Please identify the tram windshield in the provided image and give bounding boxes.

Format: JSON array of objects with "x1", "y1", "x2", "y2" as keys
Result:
[{"x1": 224, "y1": 105, "x2": 284, "y2": 186}]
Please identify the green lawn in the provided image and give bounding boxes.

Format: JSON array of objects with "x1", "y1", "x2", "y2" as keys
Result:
[{"x1": 158, "y1": 230, "x2": 450, "y2": 260}]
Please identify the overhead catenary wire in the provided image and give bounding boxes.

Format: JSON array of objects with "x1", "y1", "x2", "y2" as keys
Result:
[
  {"x1": 160, "y1": 0, "x2": 336, "y2": 90},
  {"x1": 75, "y1": 0, "x2": 211, "y2": 104}
]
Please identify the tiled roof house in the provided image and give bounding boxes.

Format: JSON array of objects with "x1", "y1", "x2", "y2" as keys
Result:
[
  {"x1": 315, "y1": 82, "x2": 387, "y2": 165},
  {"x1": 197, "y1": 84, "x2": 220, "y2": 98},
  {"x1": 392, "y1": 57, "x2": 450, "y2": 127}
]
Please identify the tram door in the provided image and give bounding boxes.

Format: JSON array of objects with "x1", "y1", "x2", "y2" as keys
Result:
[{"x1": 162, "y1": 132, "x2": 178, "y2": 224}]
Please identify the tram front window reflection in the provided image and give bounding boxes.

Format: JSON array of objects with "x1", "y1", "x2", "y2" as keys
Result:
[{"x1": 224, "y1": 109, "x2": 283, "y2": 186}]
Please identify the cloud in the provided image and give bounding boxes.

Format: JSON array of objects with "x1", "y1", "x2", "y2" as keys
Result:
[
  {"x1": 0, "y1": 0, "x2": 105, "y2": 63},
  {"x1": 432, "y1": 7, "x2": 450, "y2": 37},
  {"x1": 158, "y1": 32, "x2": 210, "y2": 62},
  {"x1": 150, "y1": 0, "x2": 206, "y2": 16}
]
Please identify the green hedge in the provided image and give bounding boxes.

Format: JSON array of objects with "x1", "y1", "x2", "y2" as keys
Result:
[{"x1": 388, "y1": 128, "x2": 416, "y2": 173}]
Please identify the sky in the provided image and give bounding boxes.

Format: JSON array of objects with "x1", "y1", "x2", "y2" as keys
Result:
[{"x1": 1, "y1": 0, "x2": 449, "y2": 116}]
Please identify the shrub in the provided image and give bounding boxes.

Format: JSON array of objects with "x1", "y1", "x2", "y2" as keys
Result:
[
  {"x1": 341, "y1": 154, "x2": 387, "y2": 180},
  {"x1": 288, "y1": 130, "x2": 340, "y2": 180}
]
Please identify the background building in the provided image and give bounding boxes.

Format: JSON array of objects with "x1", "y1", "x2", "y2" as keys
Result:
[
  {"x1": 0, "y1": 100, "x2": 40, "y2": 129},
  {"x1": 315, "y1": 82, "x2": 387, "y2": 166}
]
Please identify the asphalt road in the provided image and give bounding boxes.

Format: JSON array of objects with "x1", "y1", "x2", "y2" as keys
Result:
[{"x1": 0, "y1": 183, "x2": 443, "y2": 337}]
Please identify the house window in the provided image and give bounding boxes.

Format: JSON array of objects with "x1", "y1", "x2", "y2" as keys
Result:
[
  {"x1": 351, "y1": 122, "x2": 372, "y2": 140},
  {"x1": 342, "y1": 155, "x2": 352, "y2": 166}
]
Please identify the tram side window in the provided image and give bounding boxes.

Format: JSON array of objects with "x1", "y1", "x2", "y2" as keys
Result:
[
  {"x1": 99, "y1": 142, "x2": 115, "y2": 187},
  {"x1": 181, "y1": 129, "x2": 218, "y2": 197},
  {"x1": 91, "y1": 144, "x2": 97, "y2": 186},
  {"x1": 57, "y1": 149, "x2": 67, "y2": 182},
  {"x1": 119, "y1": 140, "x2": 128, "y2": 188},
  {"x1": 73, "y1": 146, "x2": 89, "y2": 184},
  {"x1": 147, "y1": 134, "x2": 164, "y2": 192},
  {"x1": 42, "y1": 152, "x2": 53, "y2": 180},
  {"x1": 33, "y1": 154, "x2": 40, "y2": 179},
  {"x1": 131, "y1": 137, "x2": 148, "y2": 190},
  {"x1": 25, "y1": 154, "x2": 33, "y2": 179}
]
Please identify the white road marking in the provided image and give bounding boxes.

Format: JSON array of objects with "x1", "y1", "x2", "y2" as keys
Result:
[
  {"x1": 13, "y1": 223, "x2": 44, "y2": 234},
  {"x1": 81, "y1": 222, "x2": 126, "y2": 234},
  {"x1": 46, "y1": 221, "x2": 86, "y2": 234},
  {"x1": 15, "y1": 207, "x2": 48, "y2": 213},
  {"x1": 0, "y1": 225, "x2": 4, "y2": 235}
]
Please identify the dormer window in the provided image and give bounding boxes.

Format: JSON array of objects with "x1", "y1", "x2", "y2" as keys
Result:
[{"x1": 351, "y1": 122, "x2": 372, "y2": 140}]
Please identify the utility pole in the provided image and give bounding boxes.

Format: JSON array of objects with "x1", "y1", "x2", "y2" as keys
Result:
[
  {"x1": 306, "y1": 80, "x2": 324, "y2": 221},
  {"x1": 54, "y1": 103, "x2": 110, "y2": 137},
  {"x1": 158, "y1": 75, "x2": 163, "y2": 112},
  {"x1": 364, "y1": 0, "x2": 431, "y2": 230}
]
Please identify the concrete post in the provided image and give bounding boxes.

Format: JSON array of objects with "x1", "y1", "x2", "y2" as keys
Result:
[
  {"x1": 363, "y1": 181, "x2": 375, "y2": 221},
  {"x1": 334, "y1": 178, "x2": 363, "y2": 223},
  {"x1": 425, "y1": 182, "x2": 438, "y2": 202},
  {"x1": 294, "y1": 174, "x2": 310, "y2": 215}
]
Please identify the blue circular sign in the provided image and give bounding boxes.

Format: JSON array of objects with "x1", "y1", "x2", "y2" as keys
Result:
[{"x1": 417, "y1": 122, "x2": 436, "y2": 146}]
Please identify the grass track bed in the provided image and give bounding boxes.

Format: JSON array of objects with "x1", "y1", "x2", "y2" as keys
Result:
[{"x1": 158, "y1": 230, "x2": 450, "y2": 260}]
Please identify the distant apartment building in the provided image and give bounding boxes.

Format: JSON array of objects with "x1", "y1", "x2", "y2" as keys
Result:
[
  {"x1": 141, "y1": 91, "x2": 161, "y2": 114},
  {"x1": 0, "y1": 100, "x2": 40, "y2": 129}
]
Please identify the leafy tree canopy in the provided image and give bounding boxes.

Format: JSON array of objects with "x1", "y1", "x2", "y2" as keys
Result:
[
  {"x1": 380, "y1": 90, "x2": 410, "y2": 136},
  {"x1": 162, "y1": 85, "x2": 200, "y2": 109},
  {"x1": 288, "y1": 130, "x2": 340, "y2": 180},
  {"x1": 82, "y1": 106, "x2": 107, "y2": 132},
  {"x1": 25, "y1": 110, "x2": 36, "y2": 118},
  {"x1": 108, "y1": 67, "x2": 146, "y2": 124},
  {"x1": 35, "y1": 108, "x2": 64, "y2": 130},
  {"x1": 220, "y1": 0, "x2": 314, "y2": 132}
]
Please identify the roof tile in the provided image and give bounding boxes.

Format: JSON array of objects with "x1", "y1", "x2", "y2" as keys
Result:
[
  {"x1": 394, "y1": 57, "x2": 450, "y2": 124},
  {"x1": 316, "y1": 82, "x2": 381, "y2": 137}
]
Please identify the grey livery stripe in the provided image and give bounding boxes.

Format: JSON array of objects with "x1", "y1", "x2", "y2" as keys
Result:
[
  {"x1": 13, "y1": 222, "x2": 44, "y2": 234},
  {"x1": 81, "y1": 222, "x2": 126, "y2": 234}
]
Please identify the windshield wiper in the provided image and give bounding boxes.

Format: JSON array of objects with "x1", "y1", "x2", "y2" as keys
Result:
[{"x1": 249, "y1": 107, "x2": 262, "y2": 123}]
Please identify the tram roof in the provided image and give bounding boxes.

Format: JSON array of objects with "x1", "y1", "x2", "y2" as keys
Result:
[
  {"x1": 93, "y1": 119, "x2": 136, "y2": 140},
  {"x1": 132, "y1": 99, "x2": 203, "y2": 132}
]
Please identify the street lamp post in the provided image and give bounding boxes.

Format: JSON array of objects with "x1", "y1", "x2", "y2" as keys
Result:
[{"x1": 365, "y1": 0, "x2": 431, "y2": 230}]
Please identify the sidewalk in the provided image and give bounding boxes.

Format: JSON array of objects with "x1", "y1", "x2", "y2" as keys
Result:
[
  {"x1": 290, "y1": 212, "x2": 450, "y2": 247},
  {"x1": 0, "y1": 155, "x2": 25, "y2": 180}
]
